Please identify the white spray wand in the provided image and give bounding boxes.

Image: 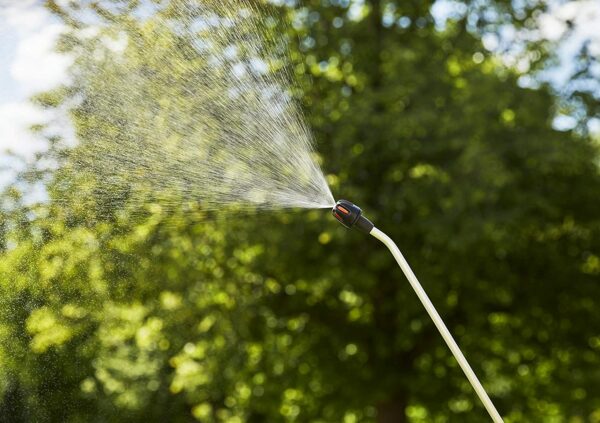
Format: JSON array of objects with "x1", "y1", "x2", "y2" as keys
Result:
[{"x1": 332, "y1": 199, "x2": 503, "y2": 423}]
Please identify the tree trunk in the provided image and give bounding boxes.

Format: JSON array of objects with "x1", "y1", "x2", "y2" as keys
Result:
[{"x1": 377, "y1": 394, "x2": 407, "y2": 423}]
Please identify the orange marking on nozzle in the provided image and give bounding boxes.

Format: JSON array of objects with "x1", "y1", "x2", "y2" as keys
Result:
[
  {"x1": 338, "y1": 206, "x2": 350, "y2": 215},
  {"x1": 334, "y1": 212, "x2": 344, "y2": 222}
]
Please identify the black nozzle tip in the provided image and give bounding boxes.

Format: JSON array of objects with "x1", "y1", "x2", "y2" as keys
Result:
[{"x1": 332, "y1": 199, "x2": 374, "y2": 234}]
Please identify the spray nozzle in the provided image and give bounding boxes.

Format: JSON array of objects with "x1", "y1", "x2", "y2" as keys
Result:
[{"x1": 332, "y1": 199, "x2": 374, "y2": 234}]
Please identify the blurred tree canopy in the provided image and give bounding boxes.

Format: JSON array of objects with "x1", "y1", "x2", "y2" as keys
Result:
[{"x1": 1, "y1": 0, "x2": 599, "y2": 422}]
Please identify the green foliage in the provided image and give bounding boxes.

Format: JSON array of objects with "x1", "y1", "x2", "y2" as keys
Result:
[{"x1": 1, "y1": 0, "x2": 599, "y2": 422}]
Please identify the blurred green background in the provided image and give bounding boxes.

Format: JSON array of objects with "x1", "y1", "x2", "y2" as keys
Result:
[{"x1": 1, "y1": 0, "x2": 599, "y2": 422}]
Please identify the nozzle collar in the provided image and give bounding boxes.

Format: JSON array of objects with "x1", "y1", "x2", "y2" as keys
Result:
[{"x1": 332, "y1": 200, "x2": 374, "y2": 234}]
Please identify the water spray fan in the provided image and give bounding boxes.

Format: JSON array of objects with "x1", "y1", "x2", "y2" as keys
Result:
[{"x1": 332, "y1": 200, "x2": 504, "y2": 423}]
